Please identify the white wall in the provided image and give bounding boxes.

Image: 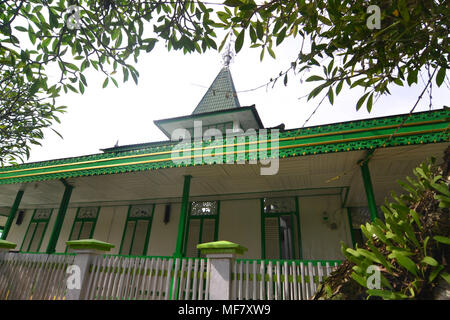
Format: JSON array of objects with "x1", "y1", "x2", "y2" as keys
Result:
[
  {"x1": 146, "y1": 203, "x2": 180, "y2": 256},
  {"x1": 218, "y1": 199, "x2": 261, "y2": 259},
  {"x1": 92, "y1": 206, "x2": 115, "y2": 243},
  {"x1": 104, "y1": 206, "x2": 129, "y2": 255},
  {"x1": 298, "y1": 195, "x2": 352, "y2": 260}
]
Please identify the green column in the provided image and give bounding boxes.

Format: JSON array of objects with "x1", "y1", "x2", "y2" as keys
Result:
[
  {"x1": 46, "y1": 181, "x2": 73, "y2": 254},
  {"x1": 1, "y1": 190, "x2": 24, "y2": 240},
  {"x1": 360, "y1": 160, "x2": 378, "y2": 222},
  {"x1": 173, "y1": 175, "x2": 192, "y2": 258}
]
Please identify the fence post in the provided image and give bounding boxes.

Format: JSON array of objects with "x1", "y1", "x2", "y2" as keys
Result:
[
  {"x1": 65, "y1": 239, "x2": 115, "y2": 300},
  {"x1": 0, "y1": 240, "x2": 16, "y2": 260},
  {"x1": 197, "y1": 241, "x2": 247, "y2": 300}
]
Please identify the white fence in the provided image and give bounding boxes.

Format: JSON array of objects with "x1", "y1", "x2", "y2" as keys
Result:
[
  {"x1": 0, "y1": 252, "x2": 340, "y2": 300},
  {"x1": 231, "y1": 260, "x2": 339, "y2": 300},
  {"x1": 85, "y1": 255, "x2": 210, "y2": 300},
  {"x1": 0, "y1": 252, "x2": 76, "y2": 300}
]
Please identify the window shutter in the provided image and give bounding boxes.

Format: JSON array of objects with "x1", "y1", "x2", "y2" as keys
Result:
[
  {"x1": 120, "y1": 221, "x2": 135, "y2": 255},
  {"x1": 22, "y1": 223, "x2": 36, "y2": 251},
  {"x1": 79, "y1": 221, "x2": 93, "y2": 240},
  {"x1": 201, "y1": 219, "x2": 215, "y2": 243},
  {"x1": 264, "y1": 217, "x2": 280, "y2": 259},
  {"x1": 185, "y1": 219, "x2": 201, "y2": 257},
  {"x1": 130, "y1": 220, "x2": 149, "y2": 256},
  {"x1": 70, "y1": 221, "x2": 82, "y2": 240},
  {"x1": 28, "y1": 222, "x2": 46, "y2": 252}
]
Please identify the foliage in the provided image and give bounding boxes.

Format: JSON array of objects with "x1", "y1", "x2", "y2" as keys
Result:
[
  {"x1": 340, "y1": 157, "x2": 450, "y2": 299},
  {"x1": 1, "y1": 0, "x2": 449, "y2": 164},
  {"x1": 217, "y1": 0, "x2": 449, "y2": 111},
  {"x1": 0, "y1": 0, "x2": 218, "y2": 165}
]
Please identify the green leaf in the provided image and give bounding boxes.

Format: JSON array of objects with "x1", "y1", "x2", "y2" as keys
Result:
[
  {"x1": 351, "y1": 272, "x2": 367, "y2": 288},
  {"x1": 306, "y1": 75, "x2": 324, "y2": 82},
  {"x1": 223, "y1": 0, "x2": 244, "y2": 7},
  {"x1": 430, "y1": 182, "x2": 450, "y2": 197},
  {"x1": 440, "y1": 272, "x2": 450, "y2": 284},
  {"x1": 235, "y1": 29, "x2": 245, "y2": 53},
  {"x1": 102, "y1": 78, "x2": 109, "y2": 88},
  {"x1": 336, "y1": 80, "x2": 344, "y2": 95},
  {"x1": 79, "y1": 81, "x2": 85, "y2": 94},
  {"x1": 429, "y1": 265, "x2": 444, "y2": 283},
  {"x1": 367, "y1": 289, "x2": 408, "y2": 300},
  {"x1": 436, "y1": 67, "x2": 446, "y2": 87},
  {"x1": 14, "y1": 26, "x2": 27, "y2": 32},
  {"x1": 356, "y1": 92, "x2": 370, "y2": 111},
  {"x1": 327, "y1": 87, "x2": 334, "y2": 105},
  {"x1": 433, "y1": 236, "x2": 450, "y2": 245},
  {"x1": 421, "y1": 256, "x2": 438, "y2": 267},
  {"x1": 366, "y1": 93, "x2": 374, "y2": 113},
  {"x1": 389, "y1": 251, "x2": 418, "y2": 276}
]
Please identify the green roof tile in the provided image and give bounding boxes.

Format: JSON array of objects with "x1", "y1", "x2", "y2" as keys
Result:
[{"x1": 192, "y1": 67, "x2": 240, "y2": 114}]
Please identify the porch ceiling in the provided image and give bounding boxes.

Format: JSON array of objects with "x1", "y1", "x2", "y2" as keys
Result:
[{"x1": 0, "y1": 142, "x2": 447, "y2": 209}]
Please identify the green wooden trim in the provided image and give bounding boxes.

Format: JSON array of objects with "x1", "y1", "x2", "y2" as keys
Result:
[
  {"x1": 118, "y1": 205, "x2": 132, "y2": 255},
  {"x1": 20, "y1": 209, "x2": 53, "y2": 253},
  {"x1": 119, "y1": 205, "x2": 154, "y2": 256},
  {"x1": 1, "y1": 189, "x2": 24, "y2": 240},
  {"x1": 66, "y1": 239, "x2": 115, "y2": 252},
  {"x1": 0, "y1": 240, "x2": 17, "y2": 249},
  {"x1": 183, "y1": 200, "x2": 219, "y2": 258},
  {"x1": 261, "y1": 196, "x2": 302, "y2": 260},
  {"x1": 36, "y1": 209, "x2": 53, "y2": 252},
  {"x1": 90, "y1": 207, "x2": 101, "y2": 238},
  {"x1": 360, "y1": 157, "x2": 378, "y2": 222},
  {"x1": 347, "y1": 208, "x2": 356, "y2": 248},
  {"x1": 0, "y1": 109, "x2": 448, "y2": 185},
  {"x1": 20, "y1": 210, "x2": 34, "y2": 252},
  {"x1": 46, "y1": 183, "x2": 73, "y2": 254},
  {"x1": 142, "y1": 205, "x2": 155, "y2": 256},
  {"x1": 197, "y1": 240, "x2": 248, "y2": 255},
  {"x1": 128, "y1": 215, "x2": 138, "y2": 256},
  {"x1": 342, "y1": 187, "x2": 350, "y2": 207},
  {"x1": 65, "y1": 206, "x2": 100, "y2": 253},
  {"x1": 174, "y1": 175, "x2": 192, "y2": 258}
]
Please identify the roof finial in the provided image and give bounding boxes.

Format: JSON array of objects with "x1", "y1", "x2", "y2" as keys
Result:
[{"x1": 222, "y1": 34, "x2": 234, "y2": 67}]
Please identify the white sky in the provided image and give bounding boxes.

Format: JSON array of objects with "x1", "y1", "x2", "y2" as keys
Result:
[{"x1": 26, "y1": 19, "x2": 449, "y2": 163}]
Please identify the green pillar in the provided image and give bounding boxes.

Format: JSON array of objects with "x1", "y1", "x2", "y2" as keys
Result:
[
  {"x1": 173, "y1": 175, "x2": 191, "y2": 258},
  {"x1": 1, "y1": 189, "x2": 24, "y2": 240},
  {"x1": 360, "y1": 160, "x2": 378, "y2": 222},
  {"x1": 46, "y1": 180, "x2": 73, "y2": 254}
]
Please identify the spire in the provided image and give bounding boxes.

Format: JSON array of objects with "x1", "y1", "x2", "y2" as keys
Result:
[
  {"x1": 222, "y1": 40, "x2": 234, "y2": 67},
  {"x1": 192, "y1": 67, "x2": 241, "y2": 115}
]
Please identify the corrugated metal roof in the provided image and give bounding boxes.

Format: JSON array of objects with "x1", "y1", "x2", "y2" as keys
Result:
[{"x1": 192, "y1": 67, "x2": 240, "y2": 114}]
